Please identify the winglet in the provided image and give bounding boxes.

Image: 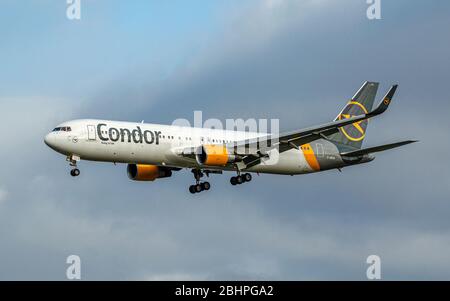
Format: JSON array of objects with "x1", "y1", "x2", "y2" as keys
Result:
[{"x1": 369, "y1": 84, "x2": 398, "y2": 117}]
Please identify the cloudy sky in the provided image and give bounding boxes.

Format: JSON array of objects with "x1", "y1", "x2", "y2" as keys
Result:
[{"x1": 0, "y1": 0, "x2": 450, "y2": 280}]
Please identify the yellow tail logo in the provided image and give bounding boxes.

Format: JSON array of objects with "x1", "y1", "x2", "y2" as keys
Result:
[{"x1": 338, "y1": 101, "x2": 368, "y2": 142}]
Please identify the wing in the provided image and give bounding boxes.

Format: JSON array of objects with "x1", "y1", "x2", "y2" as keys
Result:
[{"x1": 174, "y1": 85, "x2": 397, "y2": 169}]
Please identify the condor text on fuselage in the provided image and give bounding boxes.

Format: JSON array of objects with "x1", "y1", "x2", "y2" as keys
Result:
[{"x1": 97, "y1": 123, "x2": 162, "y2": 145}]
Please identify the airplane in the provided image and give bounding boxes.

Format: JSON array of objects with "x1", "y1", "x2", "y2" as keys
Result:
[{"x1": 44, "y1": 82, "x2": 416, "y2": 194}]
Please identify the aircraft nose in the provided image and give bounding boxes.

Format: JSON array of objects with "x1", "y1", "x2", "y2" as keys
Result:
[{"x1": 44, "y1": 133, "x2": 54, "y2": 147}]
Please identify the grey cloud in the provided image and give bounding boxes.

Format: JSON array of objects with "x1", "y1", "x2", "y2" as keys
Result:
[{"x1": 0, "y1": 187, "x2": 7, "y2": 205}]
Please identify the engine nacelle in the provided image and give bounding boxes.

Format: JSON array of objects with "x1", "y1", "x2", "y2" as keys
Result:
[
  {"x1": 196, "y1": 145, "x2": 241, "y2": 166},
  {"x1": 127, "y1": 164, "x2": 172, "y2": 181}
]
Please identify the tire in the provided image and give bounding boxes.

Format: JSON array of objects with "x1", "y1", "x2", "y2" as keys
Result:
[
  {"x1": 189, "y1": 185, "x2": 196, "y2": 194},
  {"x1": 195, "y1": 184, "x2": 203, "y2": 193},
  {"x1": 230, "y1": 177, "x2": 237, "y2": 185},
  {"x1": 202, "y1": 182, "x2": 211, "y2": 191},
  {"x1": 70, "y1": 169, "x2": 80, "y2": 177},
  {"x1": 244, "y1": 173, "x2": 252, "y2": 182},
  {"x1": 236, "y1": 175, "x2": 243, "y2": 184}
]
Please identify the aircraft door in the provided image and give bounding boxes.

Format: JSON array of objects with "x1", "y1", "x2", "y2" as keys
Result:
[
  {"x1": 87, "y1": 125, "x2": 96, "y2": 140},
  {"x1": 316, "y1": 143, "x2": 324, "y2": 158}
]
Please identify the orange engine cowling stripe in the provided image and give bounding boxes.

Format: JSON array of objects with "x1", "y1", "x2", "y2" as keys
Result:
[
  {"x1": 301, "y1": 143, "x2": 320, "y2": 171},
  {"x1": 136, "y1": 164, "x2": 159, "y2": 181},
  {"x1": 203, "y1": 145, "x2": 229, "y2": 166}
]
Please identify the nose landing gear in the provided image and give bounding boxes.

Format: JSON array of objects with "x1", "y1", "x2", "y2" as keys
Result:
[
  {"x1": 189, "y1": 169, "x2": 211, "y2": 194},
  {"x1": 70, "y1": 168, "x2": 80, "y2": 177},
  {"x1": 67, "y1": 155, "x2": 81, "y2": 177}
]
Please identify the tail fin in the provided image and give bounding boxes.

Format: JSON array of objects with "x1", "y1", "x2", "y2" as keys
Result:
[{"x1": 327, "y1": 81, "x2": 379, "y2": 150}]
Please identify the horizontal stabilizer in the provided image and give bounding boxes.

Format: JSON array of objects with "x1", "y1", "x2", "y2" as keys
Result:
[{"x1": 341, "y1": 140, "x2": 417, "y2": 157}]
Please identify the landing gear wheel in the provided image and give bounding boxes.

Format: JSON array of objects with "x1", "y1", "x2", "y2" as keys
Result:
[
  {"x1": 230, "y1": 177, "x2": 237, "y2": 186},
  {"x1": 202, "y1": 182, "x2": 211, "y2": 191},
  {"x1": 70, "y1": 168, "x2": 80, "y2": 177},
  {"x1": 243, "y1": 173, "x2": 252, "y2": 182},
  {"x1": 189, "y1": 185, "x2": 196, "y2": 194},
  {"x1": 195, "y1": 184, "x2": 203, "y2": 193},
  {"x1": 236, "y1": 175, "x2": 243, "y2": 185}
]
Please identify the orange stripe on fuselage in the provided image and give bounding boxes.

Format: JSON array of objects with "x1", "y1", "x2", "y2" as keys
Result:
[{"x1": 301, "y1": 143, "x2": 320, "y2": 171}]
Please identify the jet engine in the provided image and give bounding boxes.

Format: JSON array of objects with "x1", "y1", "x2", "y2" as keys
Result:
[
  {"x1": 196, "y1": 145, "x2": 241, "y2": 166},
  {"x1": 127, "y1": 164, "x2": 172, "y2": 181}
]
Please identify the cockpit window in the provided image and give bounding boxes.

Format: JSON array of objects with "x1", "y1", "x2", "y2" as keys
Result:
[{"x1": 52, "y1": 127, "x2": 72, "y2": 132}]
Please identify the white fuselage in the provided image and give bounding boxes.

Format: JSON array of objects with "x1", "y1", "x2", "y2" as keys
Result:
[{"x1": 44, "y1": 119, "x2": 318, "y2": 175}]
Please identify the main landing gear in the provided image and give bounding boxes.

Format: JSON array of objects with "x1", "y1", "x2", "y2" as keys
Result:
[
  {"x1": 230, "y1": 173, "x2": 252, "y2": 186},
  {"x1": 189, "y1": 169, "x2": 211, "y2": 194},
  {"x1": 67, "y1": 155, "x2": 81, "y2": 177}
]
